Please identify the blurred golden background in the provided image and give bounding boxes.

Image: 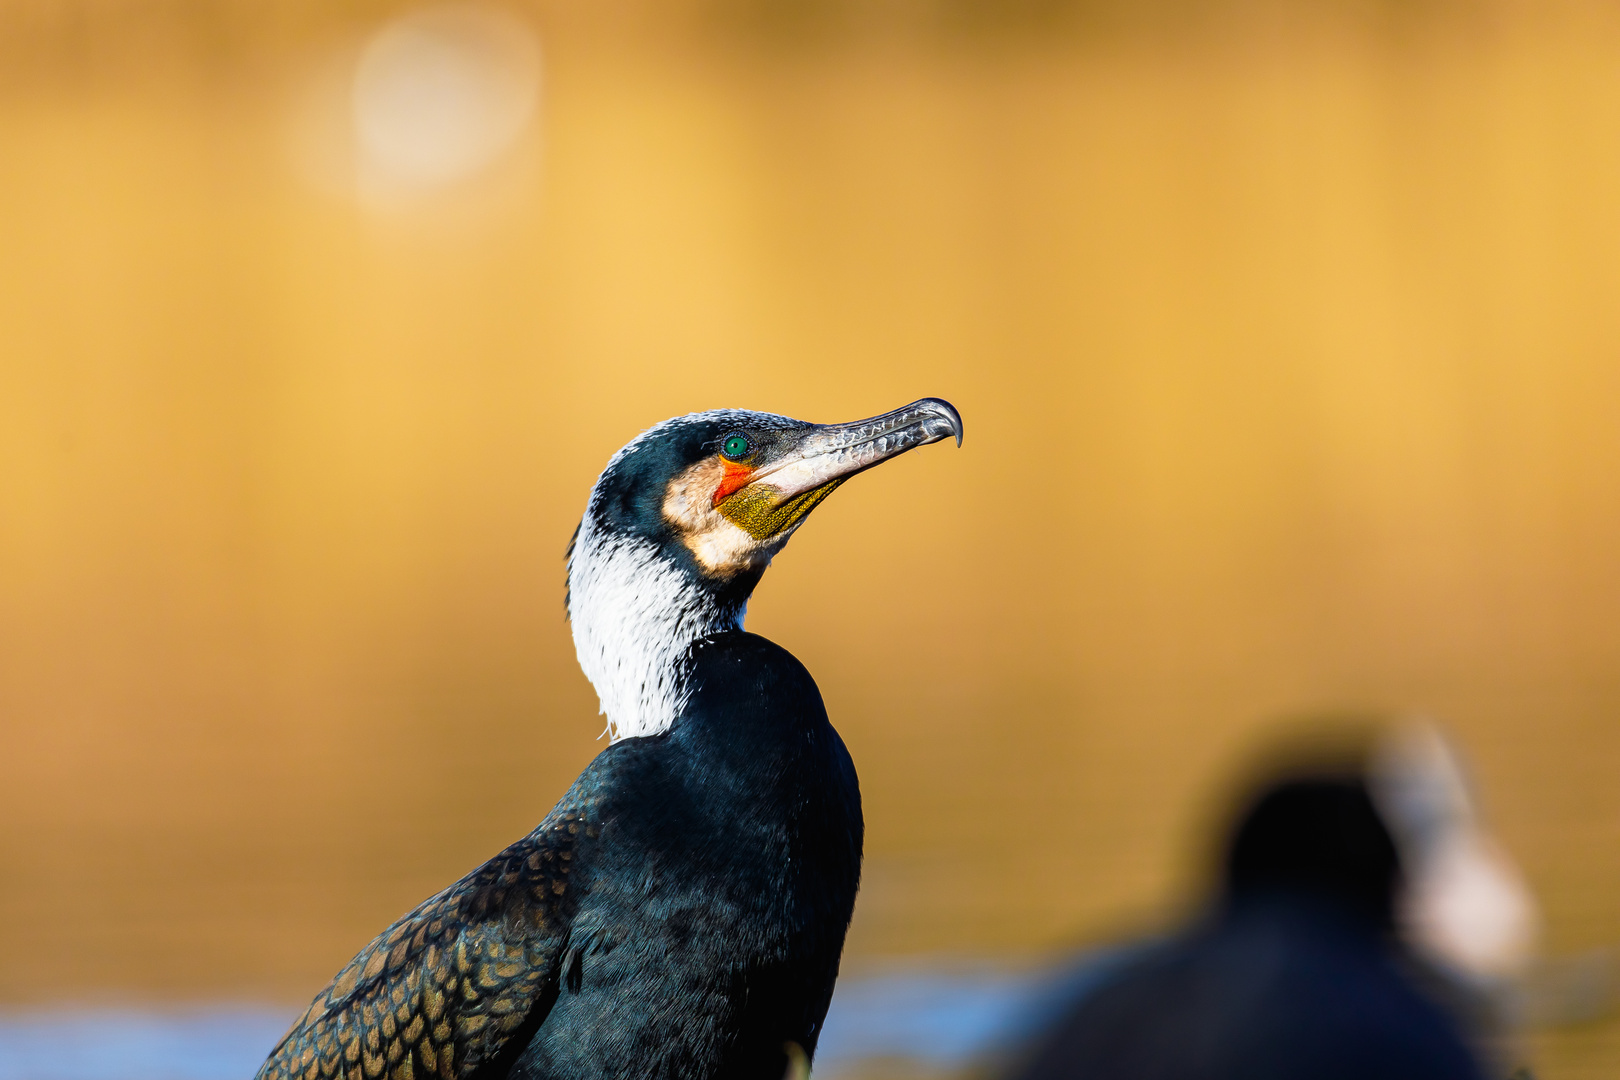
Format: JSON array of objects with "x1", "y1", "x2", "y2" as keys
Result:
[{"x1": 3, "y1": 0, "x2": 1620, "y2": 1074}]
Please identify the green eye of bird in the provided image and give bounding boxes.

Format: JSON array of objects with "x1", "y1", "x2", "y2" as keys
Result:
[{"x1": 722, "y1": 434, "x2": 750, "y2": 458}]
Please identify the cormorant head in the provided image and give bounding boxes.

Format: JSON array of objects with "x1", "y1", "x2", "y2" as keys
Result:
[
  {"x1": 568, "y1": 398, "x2": 962, "y2": 741},
  {"x1": 1224, "y1": 776, "x2": 1403, "y2": 931}
]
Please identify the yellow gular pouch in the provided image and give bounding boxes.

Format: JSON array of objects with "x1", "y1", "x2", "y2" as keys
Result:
[
  {"x1": 660, "y1": 456, "x2": 846, "y2": 579},
  {"x1": 716, "y1": 477, "x2": 847, "y2": 542}
]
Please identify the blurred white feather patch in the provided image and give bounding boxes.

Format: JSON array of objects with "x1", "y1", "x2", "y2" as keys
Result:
[{"x1": 1371, "y1": 722, "x2": 1539, "y2": 982}]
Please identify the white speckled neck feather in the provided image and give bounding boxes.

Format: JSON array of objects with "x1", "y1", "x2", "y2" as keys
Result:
[{"x1": 567, "y1": 517, "x2": 745, "y2": 742}]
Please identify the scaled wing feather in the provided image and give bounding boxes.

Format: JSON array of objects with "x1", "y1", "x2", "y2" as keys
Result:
[{"x1": 256, "y1": 804, "x2": 598, "y2": 1080}]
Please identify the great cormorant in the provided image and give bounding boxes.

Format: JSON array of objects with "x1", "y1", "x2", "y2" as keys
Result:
[
  {"x1": 256, "y1": 398, "x2": 963, "y2": 1080},
  {"x1": 1007, "y1": 775, "x2": 1488, "y2": 1080}
]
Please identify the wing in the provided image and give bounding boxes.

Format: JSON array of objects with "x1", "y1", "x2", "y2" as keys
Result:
[{"x1": 257, "y1": 804, "x2": 600, "y2": 1080}]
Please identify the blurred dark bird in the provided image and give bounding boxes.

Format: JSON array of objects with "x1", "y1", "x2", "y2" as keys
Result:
[
  {"x1": 1009, "y1": 775, "x2": 1489, "y2": 1080},
  {"x1": 257, "y1": 399, "x2": 963, "y2": 1080}
]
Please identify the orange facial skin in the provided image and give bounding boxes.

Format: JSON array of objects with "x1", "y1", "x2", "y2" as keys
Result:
[{"x1": 712, "y1": 458, "x2": 755, "y2": 505}]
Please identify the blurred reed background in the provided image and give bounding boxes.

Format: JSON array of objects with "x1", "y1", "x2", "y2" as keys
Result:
[{"x1": 3, "y1": 0, "x2": 1620, "y2": 1075}]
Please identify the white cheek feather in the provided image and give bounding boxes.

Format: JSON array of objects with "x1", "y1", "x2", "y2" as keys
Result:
[
  {"x1": 662, "y1": 458, "x2": 782, "y2": 576},
  {"x1": 567, "y1": 514, "x2": 746, "y2": 742}
]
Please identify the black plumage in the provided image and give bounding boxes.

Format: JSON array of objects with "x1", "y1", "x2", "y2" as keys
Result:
[
  {"x1": 257, "y1": 399, "x2": 961, "y2": 1080},
  {"x1": 513, "y1": 633, "x2": 861, "y2": 1079},
  {"x1": 1009, "y1": 778, "x2": 1489, "y2": 1080}
]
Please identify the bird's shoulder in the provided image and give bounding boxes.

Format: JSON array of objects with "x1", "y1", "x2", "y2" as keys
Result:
[
  {"x1": 256, "y1": 786, "x2": 612, "y2": 1080},
  {"x1": 683, "y1": 632, "x2": 823, "y2": 714}
]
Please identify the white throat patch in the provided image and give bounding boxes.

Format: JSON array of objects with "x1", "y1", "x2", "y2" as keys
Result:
[{"x1": 566, "y1": 516, "x2": 746, "y2": 742}]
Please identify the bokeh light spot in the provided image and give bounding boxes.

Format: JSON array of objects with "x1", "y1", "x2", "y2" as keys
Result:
[{"x1": 352, "y1": 3, "x2": 540, "y2": 194}]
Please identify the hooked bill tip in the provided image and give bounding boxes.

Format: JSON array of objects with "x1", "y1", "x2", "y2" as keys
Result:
[{"x1": 918, "y1": 397, "x2": 963, "y2": 448}]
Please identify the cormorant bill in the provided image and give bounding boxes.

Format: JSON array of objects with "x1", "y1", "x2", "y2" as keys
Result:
[{"x1": 257, "y1": 398, "x2": 964, "y2": 1080}]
